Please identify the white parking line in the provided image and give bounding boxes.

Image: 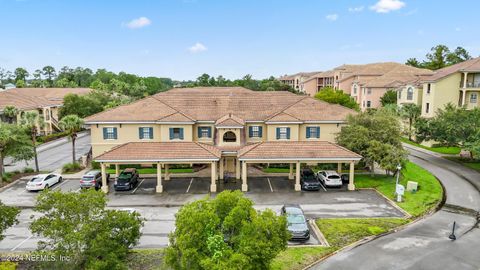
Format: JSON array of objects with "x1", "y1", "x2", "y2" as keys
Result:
[
  {"x1": 11, "y1": 235, "x2": 32, "y2": 251},
  {"x1": 51, "y1": 180, "x2": 68, "y2": 191},
  {"x1": 131, "y1": 179, "x2": 145, "y2": 194},
  {"x1": 319, "y1": 181, "x2": 327, "y2": 192},
  {"x1": 267, "y1": 178, "x2": 274, "y2": 192},
  {"x1": 186, "y1": 178, "x2": 194, "y2": 193}
]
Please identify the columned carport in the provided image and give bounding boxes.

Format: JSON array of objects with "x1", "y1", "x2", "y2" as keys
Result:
[
  {"x1": 94, "y1": 142, "x2": 222, "y2": 193},
  {"x1": 238, "y1": 141, "x2": 362, "y2": 192}
]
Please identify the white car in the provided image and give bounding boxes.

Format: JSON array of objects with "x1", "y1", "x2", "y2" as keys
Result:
[
  {"x1": 316, "y1": 170, "x2": 342, "y2": 188},
  {"x1": 26, "y1": 173, "x2": 63, "y2": 191}
]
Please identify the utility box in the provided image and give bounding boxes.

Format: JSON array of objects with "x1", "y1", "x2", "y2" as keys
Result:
[{"x1": 406, "y1": 181, "x2": 418, "y2": 192}]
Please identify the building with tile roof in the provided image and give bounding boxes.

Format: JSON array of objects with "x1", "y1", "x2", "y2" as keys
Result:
[{"x1": 86, "y1": 87, "x2": 361, "y2": 194}]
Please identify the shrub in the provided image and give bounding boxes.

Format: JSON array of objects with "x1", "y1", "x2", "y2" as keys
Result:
[
  {"x1": 62, "y1": 162, "x2": 82, "y2": 173},
  {"x1": 36, "y1": 131, "x2": 70, "y2": 144},
  {"x1": 91, "y1": 161, "x2": 100, "y2": 170},
  {"x1": 0, "y1": 261, "x2": 17, "y2": 270},
  {"x1": 23, "y1": 167, "x2": 34, "y2": 173}
]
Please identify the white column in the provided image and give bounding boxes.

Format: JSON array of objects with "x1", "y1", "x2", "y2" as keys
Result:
[
  {"x1": 348, "y1": 161, "x2": 355, "y2": 191},
  {"x1": 289, "y1": 163, "x2": 294, "y2": 180},
  {"x1": 164, "y1": 164, "x2": 170, "y2": 180},
  {"x1": 337, "y1": 163, "x2": 342, "y2": 174},
  {"x1": 210, "y1": 162, "x2": 217, "y2": 192},
  {"x1": 462, "y1": 90, "x2": 467, "y2": 106},
  {"x1": 295, "y1": 161, "x2": 301, "y2": 191},
  {"x1": 156, "y1": 163, "x2": 163, "y2": 193},
  {"x1": 235, "y1": 158, "x2": 241, "y2": 180},
  {"x1": 115, "y1": 164, "x2": 120, "y2": 177},
  {"x1": 463, "y1": 72, "x2": 468, "y2": 88},
  {"x1": 101, "y1": 163, "x2": 108, "y2": 193},
  {"x1": 219, "y1": 158, "x2": 224, "y2": 180},
  {"x1": 241, "y1": 161, "x2": 248, "y2": 191}
]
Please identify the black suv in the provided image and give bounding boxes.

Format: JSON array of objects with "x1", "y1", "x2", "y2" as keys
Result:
[
  {"x1": 300, "y1": 168, "x2": 321, "y2": 191},
  {"x1": 114, "y1": 168, "x2": 139, "y2": 191},
  {"x1": 281, "y1": 204, "x2": 310, "y2": 241}
]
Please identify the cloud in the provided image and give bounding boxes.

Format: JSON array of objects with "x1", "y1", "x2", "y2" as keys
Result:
[
  {"x1": 188, "y1": 42, "x2": 207, "y2": 53},
  {"x1": 124, "y1": 17, "x2": 151, "y2": 29},
  {"x1": 348, "y1": 6, "x2": 364, "y2": 13},
  {"x1": 325, "y1": 14, "x2": 339, "y2": 21},
  {"x1": 370, "y1": 0, "x2": 405, "y2": 13}
]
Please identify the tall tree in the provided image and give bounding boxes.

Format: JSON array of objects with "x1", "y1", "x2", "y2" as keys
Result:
[
  {"x1": 380, "y1": 89, "x2": 398, "y2": 106},
  {"x1": 14, "y1": 67, "x2": 29, "y2": 83},
  {"x1": 424, "y1": 45, "x2": 451, "y2": 70},
  {"x1": 400, "y1": 104, "x2": 421, "y2": 141},
  {"x1": 58, "y1": 115, "x2": 84, "y2": 164},
  {"x1": 0, "y1": 123, "x2": 34, "y2": 183},
  {"x1": 20, "y1": 111, "x2": 44, "y2": 172},
  {"x1": 405, "y1": 58, "x2": 423, "y2": 68},
  {"x1": 314, "y1": 87, "x2": 360, "y2": 110},
  {"x1": 42, "y1": 66, "x2": 56, "y2": 86},
  {"x1": 3, "y1": 106, "x2": 18, "y2": 123},
  {"x1": 446, "y1": 47, "x2": 472, "y2": 65}
]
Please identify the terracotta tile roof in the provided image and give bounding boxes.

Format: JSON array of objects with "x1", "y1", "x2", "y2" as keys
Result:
[
  {"x1": 279, "y1": 72, "x2": 321, "y2": 80},
  {"x1": 215, "y1": 113, "x2": 245, "y2": 127},
  {"x1": 158, "y1": 112, "x2": 195, "y2": 122},
  {"x1": 265, "y1": 112, "x2": 302, "y2": 122},
  {"x1": 238, "y1": 141, "x2": 362, "y2": 160},
  {"x1": 423, "y1": 57, "x2": 480, "y2": 82},
  {"x1": 361, "y1": 65, "x2": 433, "y2": 88},
  {"x1": 85, "y1": 87, "x2": 355, "y2": 123},
  {"x1": 0, "y1": 87, "x2": 91, "y2": 111},
  {"x1": 336, "y1": 62, "x2": 412, "y2": 83},
  {"x1": 94, "y1": 142, "x2": 221, "y2": 161}
]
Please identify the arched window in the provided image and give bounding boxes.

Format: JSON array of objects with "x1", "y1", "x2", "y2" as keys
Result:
[
  {"x1": 353, "y1": 85, "x2": 357, "y2": 94},
  {"x1": 223, "y1": 131, "x2": 236, "y2": 142},
  {"x1": 407, "y1": 87, "x2": 414, "y2": 100}
]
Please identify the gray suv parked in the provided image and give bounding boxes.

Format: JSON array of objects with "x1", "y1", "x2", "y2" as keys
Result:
[{"x1": 80, "y1": 170, "x2": 110, "y2": 190}]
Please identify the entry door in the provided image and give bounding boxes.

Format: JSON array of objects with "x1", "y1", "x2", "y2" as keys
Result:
[{"x1": 225, "y1": 157, "x2": 236, "y2": 173}]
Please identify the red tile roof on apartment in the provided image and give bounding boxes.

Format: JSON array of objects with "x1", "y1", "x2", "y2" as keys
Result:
[
  {"x1": 360, "y1": 65, "x2": 433, "y2": 88},
  {"x1": 0, "y1": 87, "x2": 91, "y2": 111},
  {"x1": 94, "y1": 142, "x2": 222, "y2": 161},
  {"x1": 215, "y1": 113, "x2": 245, "y2": 127},
  {"x1": 85, "y1": 87, "x2": 356, "y2": 123},
  {"x1": 423, "y1": 57, "x2": 480, "y2": 82},
  {"x1": 238, "y1": 141, "x2": 362, "y2": 160}
]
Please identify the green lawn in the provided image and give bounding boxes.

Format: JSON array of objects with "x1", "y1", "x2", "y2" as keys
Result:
[
  {"x1": 444, "y1": 156, "x2": 480, "y2": 173},
  {"x1": 271, "y1": 246, "x2": 333, "y2": 270},
  {"x1": 355, "y1": 161, "x2": 443, "y2": 217},
  {"x1": 263, "y1": 167, "x2": 290, "y2": 173},
  {"x1": 106, "y1": 168, "x2": 193, "y2": 174},
  {"x1": 401, "y1": 138, "x2": 461, "y2": 155},
  {"x1": 316, "y1": 218, "x2": 408, "y2": 248},
  {"x1": 126, "y1": 249, "x2": 167, "y2": 270}
]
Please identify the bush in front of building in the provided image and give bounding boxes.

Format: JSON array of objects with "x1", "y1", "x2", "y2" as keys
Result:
[
  {"x1": 30, "y1": 189, "x2": 144, "y2": 270},
  {"x1": 165, "y1": 190, "x2": 289, "y2": 270},
  {"x1": 61, "y1": 162, "x2": 83, "y2": 174}
]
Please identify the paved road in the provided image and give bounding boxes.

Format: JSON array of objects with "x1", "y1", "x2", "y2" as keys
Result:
[
  {"x1": 4, "y1": 132, "x2": 91, "y2": 173},
  {"x1": 312, "y1": 145, "x2": 480, "y2": 270}
]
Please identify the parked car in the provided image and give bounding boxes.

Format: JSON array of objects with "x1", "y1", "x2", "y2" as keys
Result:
[
  {"x1": 26, "y1": 173, "x2": 62, "y2": 191},
  {"x1": 114, "y1": 168, "x2": 139, "y2": 191},
  {"x1": 300, "y1": 168, "x2": 321, "y2": 191},
  {"x1": 340, "y1": 173, "x2": 349, "y2": 184},
  {"x1": 281, "y1": 204, "x2": 310, "y2": 241},
  {"x1": 80, "y1": 170, "x2": 110, "y2": 190},
  {"x1": 317, "y1": 170, "x2": 342, "y2": 188}
]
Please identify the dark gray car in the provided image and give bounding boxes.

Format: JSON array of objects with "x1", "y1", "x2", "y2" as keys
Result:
[
  {"x1": 80, "y1": 170, "x2": 110, "y2": 190},
  {"x1": 281, "y1": 204, "x2": 310, "y2": 241}
]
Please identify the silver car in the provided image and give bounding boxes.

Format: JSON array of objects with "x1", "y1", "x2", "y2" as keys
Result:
[
  {"x1": 80, "y1": 170, "x2": 109, "y2": 190},
  {"x1": 317, "y1": 170, "x2": 342, "y2": 188}
]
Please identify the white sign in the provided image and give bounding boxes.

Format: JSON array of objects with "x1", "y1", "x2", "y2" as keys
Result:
[{"x1": 396, "y1": 184, "x2": 405, "y2": 196}]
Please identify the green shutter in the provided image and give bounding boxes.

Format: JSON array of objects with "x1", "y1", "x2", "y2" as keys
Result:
[
  {"x1": 139, "y1": 127, "x2": 144, "y2": 139},
  {"x1": 249, "y1": 126, "x2": 253, "y2": 137},
  {"x1": 258, "y1": 126, "x2": 263, "y2": 137},
  {"x1": 286, "y1": 128, "x2": 290, "y2": 139},
  {"x1": 198, "y1": 127, "x2": 202, "y2": 138},
  {"x1": 149, "y1": 127, "x2": 153, "y2": 139},
  {"x1": 103, "y1": 128, "x2": 107, "y2": 139},
  {"x1": 276, "y1": 128, "x2": 280, "y2": 139},
  {"x1": 316, "y1": 127, "x2": 320, "y2": 138},
  {"x1": 207, "y1": 127, "x2": 212, "y2": 138},
  {"x1": 306, "y1": 127, "x2": 311, "y2": 138},
  {"x1": 179, "y1": 128, "x2": 184, "y2": 140},
  {"x1": 113, "y1": 128, "x2": 117, "y2": 139},
  {"x1": 169, "y1": 128, "x2": 174, "y2": 140}
]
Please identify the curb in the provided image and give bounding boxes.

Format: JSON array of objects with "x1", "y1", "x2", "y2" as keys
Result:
[
  {"x1": 358, "y1": 188, "x2": 412, "y2": 219},
  {"x1": 309, "y1": 219, "x2": 329, "y2": 247}
]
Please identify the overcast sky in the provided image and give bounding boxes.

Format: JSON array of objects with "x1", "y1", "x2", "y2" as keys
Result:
[{"x1": 0, "y1": 0, "x2": 478, "y2": 80}]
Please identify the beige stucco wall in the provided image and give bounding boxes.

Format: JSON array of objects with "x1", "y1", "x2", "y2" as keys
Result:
[
  {"x1": 303, "y1": 79, "x2": 318, "y2": 97},
  {"x1": 337, "y1": 77, "x2": 355, "y2": 94},
  {"x1": 397, "y1": 85, "x2": 422, "y2": 106},
  {"x1": 298, "y1": 123, "x2": 342, "y2": 142},
  {"x1": 193, "y1": 124, "x2": 215, "y2": 144},
  {"x1": 465, "y1": 91, "x2": 480, "y2": 109},
  {"x1": 422, "y1": 73, "x2": 461, "y2": 117}
]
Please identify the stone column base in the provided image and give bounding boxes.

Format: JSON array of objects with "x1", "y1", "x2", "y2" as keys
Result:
[
  {"x1": 348, "y1": 183, "x2": 355, "y2": 191},
  {"x1": 101, "y1": 185, "x2": 109, "y2": 193},
  {"x1": 210, "y1": 184, "x2": 217, "y2": 192},
  {"x1": 294, "y1": 184, "x2": 301, "y2": 191},
  {"x1": 241, "y1": 184, "x2": 248, "y2": 192},
  {"x1": 156, "y1": 185, "x2": 163, "y2": 193}
]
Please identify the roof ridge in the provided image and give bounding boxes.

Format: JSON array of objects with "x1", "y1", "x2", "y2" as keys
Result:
[
  {"x1": 150, "y1": 95, "x2": 196, "y2": 121},
  {"x1": 265, "y1": 96, "x2": 308, "y2": 121},
  {"x1": 195, "y1": 142, "x2": 222, "y2": 158},
  {"x1": 85, "y1": 95, "x2": 159, "y2": 122},
  {"x1": 238, "y1": 142, "x2": 263, "y2": 157}
]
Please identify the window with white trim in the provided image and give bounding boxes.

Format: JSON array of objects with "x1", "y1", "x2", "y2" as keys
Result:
[
  {"x1": 470, "y1": 93, "x2": 478, "y2": 103},
  {"x1": 278, "y1": 127, "x2": 288, "y2": 139},
  {"x1": 251, "y1": 126, "x2": 260, "y2": 137},
  {"x1": 103, "y1": 127, "x2": 117, "y2": 140},
  {"x1": 407, "y1": 87, "x2": 414, "y2": 100}
]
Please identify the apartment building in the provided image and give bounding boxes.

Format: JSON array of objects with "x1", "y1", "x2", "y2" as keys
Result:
[
  {"x1": 278, "y1": 72, "x2": 319, "y2": 93},
  {"x1": 0, "y1": 88, "x2": 91, "y2": 135},
  {"x1": 85, "y1": 87, "x2": 361, "y2": 193}
]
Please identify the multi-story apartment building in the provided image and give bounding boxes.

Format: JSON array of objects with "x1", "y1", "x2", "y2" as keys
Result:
[
  {"x1": 278, "y1": 72, "x2": 319, "y2": 93},
  {"x1": 0, "y1": 88, "x2": 91, "y2": 135},
  {"x1": 85, "y1": 87, "x2": 361, "y2": 193}
]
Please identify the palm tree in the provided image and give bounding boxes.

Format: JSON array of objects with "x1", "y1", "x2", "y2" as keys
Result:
[
  {"x1": 3, "y1": 106, "x2": 18, "y2": 124},
  {"x1": 400, "y1": 104, "x2": 421, "y2": 141},
  {"x1": 58, "y1": 115, "x2": 84, "y2": 164},
  {"x1": 20, "y1": 111, "x2": 44, "y2": 172}
]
